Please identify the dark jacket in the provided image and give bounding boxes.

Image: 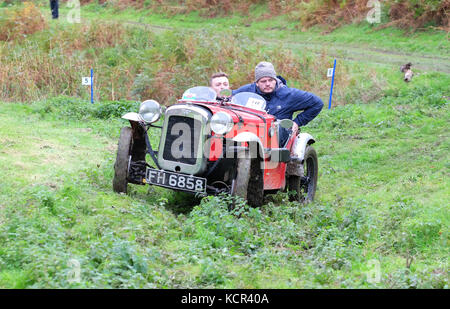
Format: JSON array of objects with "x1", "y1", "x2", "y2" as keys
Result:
[{"x1": 232, "y1": 80, "x2": 324, "y2": 127}]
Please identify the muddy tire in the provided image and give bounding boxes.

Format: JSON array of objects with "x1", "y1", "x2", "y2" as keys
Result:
[
  {"x1": 113, "y1": 127, "x2": 132, "y2": 194},
  {"x1": 288, "y1": 145, "x2": 318, "y2": 203},
  {"x1": 232, "y1": 150, "x2": 264, "y2": 207}
]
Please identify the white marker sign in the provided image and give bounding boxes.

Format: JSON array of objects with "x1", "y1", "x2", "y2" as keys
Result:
[
  {"x1": 246, "y1": 97, "x2": 266, "y2": 111},
  {"x1": 327, "y1": 68, "x2": 334, "y2": 78},
  {"x1": 82, "y1": 77, "x2": 92, "y2": 85}
]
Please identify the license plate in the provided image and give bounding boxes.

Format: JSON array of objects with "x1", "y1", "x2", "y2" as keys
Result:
[{"x1": 145, "y1": 168, "x2": 206, "y2": 193}]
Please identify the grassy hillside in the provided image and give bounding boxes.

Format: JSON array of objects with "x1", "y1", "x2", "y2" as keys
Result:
[
  {"x1": 76, "y1": 2, "x2": 449, "y2": 56},
  {"x1": 48, "y1": 0, "x2": 450, "y2": 31},
  {"x1": 0, "y1": 1, "x2": 448, "y2": 289},
  {"x1": 0, "y1": 75, "x2": 448, "y2": 288}
]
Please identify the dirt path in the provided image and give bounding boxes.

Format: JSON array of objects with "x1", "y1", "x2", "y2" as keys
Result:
[
  {"x1": 121, "y1": 20, "x2": 449, "y2": 74},
  {"x1": 45, "y1": 5, "x2": 448, "y2": 75},
  {"x1": 263, "y1": 39, "x2": 450, "y2": 73}
]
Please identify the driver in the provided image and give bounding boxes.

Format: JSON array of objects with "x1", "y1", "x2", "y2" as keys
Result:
[
  {"x1": 210, "y1": 72, "x2": 231, "y2": 99},
  {"x1": 232, "y1": 61, "x2": 324, "y2": 146}
]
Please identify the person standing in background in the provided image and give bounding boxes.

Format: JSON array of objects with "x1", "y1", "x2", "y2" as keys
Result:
[{"x1": 50, "y1": 0, "x2": 59, "y2": 19}]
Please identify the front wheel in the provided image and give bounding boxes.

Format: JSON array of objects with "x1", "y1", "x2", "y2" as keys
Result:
[
  {"x1": 113, "y1": 127, "x2": 132, "y2": 194},
  {"x1": 231, "y1": 151, "x2": 264, "y2": 207},
  {"x1": 288, "y1": 145, "x2": 318, "y2": 203}
]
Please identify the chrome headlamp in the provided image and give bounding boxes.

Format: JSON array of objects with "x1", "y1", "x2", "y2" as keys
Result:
[
  {"x1": 139, "y1": 100, "x2": 162, "y2": 123},
  {"x1": 210, "y1": 112, "x2": 234, "y2": 135}
]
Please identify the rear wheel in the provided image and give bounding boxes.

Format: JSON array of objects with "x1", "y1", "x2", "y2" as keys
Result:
[
  {"x1": 231, "y1": 150, "x2": 264, "y2": 207},
  {"x1": 288, "y1": 145, "x2": 318, "y2": 203},
  {"x1": 113, "y1": 127, "x2": 132, "y2": 194}
]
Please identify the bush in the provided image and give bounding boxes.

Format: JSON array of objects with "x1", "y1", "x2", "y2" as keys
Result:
[
  {"x1": 32, "y1": 96, "x2": 139, "y2": 120},
  {"x1": 32, "y1": 96, "x2": 96, "y2": 120},
  {"x1": 0, "y1": 2, "x2": 47, "y2": 41},
  {"x1": 93, "y1": 100, "x2": 140, "y2": 119}
]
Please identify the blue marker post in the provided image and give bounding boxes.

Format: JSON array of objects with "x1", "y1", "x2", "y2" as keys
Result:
[
  {"x1": 90, "y1": 68, "x2": 94, "y2": 104},
  {"x1": 328, "y1": 59, "x2": 336, "y2": 110}
]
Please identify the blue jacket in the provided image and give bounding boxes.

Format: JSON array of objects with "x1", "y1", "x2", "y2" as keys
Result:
[{"x1": 232, "y1": 81, "x2": 324, "y2": 126}]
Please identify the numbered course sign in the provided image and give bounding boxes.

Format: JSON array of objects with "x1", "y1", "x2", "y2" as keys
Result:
[
  {"x1": 82, "y1": 69, "x2": 94, "y2": 103},
  {"x1": 327, "y1": 68, "x2": 334, "y2": 78},
  {"x1": 82, "y1": 77, "x2": 92, "y2": 85}
]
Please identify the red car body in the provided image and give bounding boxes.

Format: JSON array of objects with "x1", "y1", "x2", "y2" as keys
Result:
[{"x1": 113, "y1": 86, "x2": 318, "y2": 206}]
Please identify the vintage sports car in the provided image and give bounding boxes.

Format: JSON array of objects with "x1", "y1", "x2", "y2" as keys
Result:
[{"x1": 113, "y1": 86, "x2": 318, "y2": 206}]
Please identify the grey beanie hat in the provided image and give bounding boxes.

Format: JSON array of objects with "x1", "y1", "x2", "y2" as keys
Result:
[{"x1": 255, "y1": 61, "x2": 277, "y2": 82}]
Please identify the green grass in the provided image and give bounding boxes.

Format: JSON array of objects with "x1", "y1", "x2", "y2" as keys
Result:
[
  {"x1": 0, "y1": 71, "x2": 448, "y2": 288},
  {"x1": 0, "y1": 1, "x2": 448, "y2": 289}
]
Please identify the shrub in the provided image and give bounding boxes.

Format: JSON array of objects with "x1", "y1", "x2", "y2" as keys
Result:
[
  {"x1": 93, "y1": 100, "x2": 140, "y2": 119},
  {"x1": 380, "y1": 0, "x2": 450, "y2": 31},
  {"x1": 0, "y1": 2, "x2": 47, "y2": 41},
  {"x1": 32, "y1": 96, "x2": 139, "y2": 120},
  {"x1": 32, "y1": 96, "x2": 96, "y2": 120}
]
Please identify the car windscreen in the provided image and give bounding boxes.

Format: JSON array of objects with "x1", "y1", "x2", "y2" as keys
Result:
[
  {"x1": 231, "y1": 92, "x2": 266, "y2": 112},
  {"x1": 181, "y1": 86, "x2": 217, "y2": 102}
]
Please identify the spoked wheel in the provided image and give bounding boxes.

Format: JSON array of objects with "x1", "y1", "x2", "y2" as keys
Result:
[
  {"x1": 113, "y1": 127, "x2": 133, "y2": 194},
  {"x1": 231, "y1": 150, "x2": 264, "y2": 207},
  {"x1": 288, "y1": 145, "x2": 318, "y2": 203}
]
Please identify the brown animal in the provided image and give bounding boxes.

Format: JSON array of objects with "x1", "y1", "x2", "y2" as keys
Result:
[{"x1": 400, "y1": 62, "x2": 413, "y2": 82}]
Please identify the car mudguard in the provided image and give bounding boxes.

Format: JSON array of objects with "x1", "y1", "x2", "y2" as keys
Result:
[
  {"x1": 287, "y1": 133, "x2": 315, "y2": 177},
  {"x1": 121, "y1": 112, "x2": 144, "y2": 122},
  {"x1": 232, "y1": 132, "x2": 265, "y2": 162},
  {"x1": 291, "y1": 133, "x2": 315, "y2": 161}
]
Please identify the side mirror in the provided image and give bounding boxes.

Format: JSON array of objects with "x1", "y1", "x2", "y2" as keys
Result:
[{"x1": 279, "y1": 119, "x2": 294, "y2": 129}]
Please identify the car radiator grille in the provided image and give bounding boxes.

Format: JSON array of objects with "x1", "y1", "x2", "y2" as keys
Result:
[{"x1": 162, "y1": 115, "x2": 201, "y2": 165}]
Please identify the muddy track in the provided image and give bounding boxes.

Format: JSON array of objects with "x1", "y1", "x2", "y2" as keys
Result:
[
  {"x1": 261, "y1": 39, "x2": 450, "y2": 74},
  {"x1": 124, "y1": 21, "x2": 450, "y2": 74},
  {"x1": 256, "y1": 27, "x2": 449, "y2": 73}
]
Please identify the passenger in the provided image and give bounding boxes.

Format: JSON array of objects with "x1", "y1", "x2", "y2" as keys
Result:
[
  {"x1": 232, "y1": 61, "x2": 324, "y2": 146},
  {"x1": 210, "y1": 72, "x2": 231, "y2": 99}
]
